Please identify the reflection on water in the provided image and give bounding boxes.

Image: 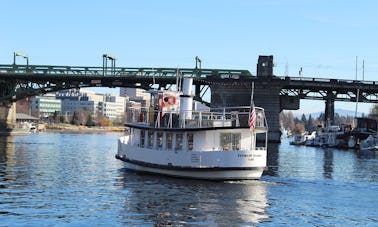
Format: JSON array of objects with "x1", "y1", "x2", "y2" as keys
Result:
[
  {"x1": 266, "y1": 140, "x2": 378, "y2": 182},
  {"x1": 117, "y1": 170, "x2": 269, "y2": 226},
  {"x1": 0, "y1": 136, "x2": 17, "y2": 186},
  {"x1": 1, "y1": 134, "x2": 378, "y2": 226}
]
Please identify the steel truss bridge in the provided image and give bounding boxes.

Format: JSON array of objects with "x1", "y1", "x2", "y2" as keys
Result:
[
  {"x1": 3, "y1": 63, "x2": 378, "y2": 141},
  {"x1": 279, "y1": 76, "x2": 378, "y2": 103},
  {"x1": 0, "y1": 64, "x2": 253, "y2": 106},
  {"x1": 1, "y1": 64, "x2": 378, "y2": 106}
]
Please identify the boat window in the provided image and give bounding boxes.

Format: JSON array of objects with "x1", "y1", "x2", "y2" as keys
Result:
[
  {"x1": 167, "y1": 133, "x2": 173, "y2": 150},
  {"x1": 148, "y1": 131, "x2": 154, "y2": 148},
  {"x1": 176, "y1": 133, "x2": 183, "y2": 151},
  {"x1": 157, "y1": 132, "x2": 163, "y2": 149},
  {"x1": 140, "y1": 130, "x2": 145, "y2": 147},
  {"x1": 231, "y1": 133, "x2": 241, "y2": 150},
  {"x1": 220, "y1": 133, "x2": 241, "y2": 150},
  {"x1": 187, "y1": 133, "x2": 193, "y2": 151}
]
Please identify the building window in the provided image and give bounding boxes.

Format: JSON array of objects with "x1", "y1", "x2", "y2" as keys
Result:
[{"x1": 220, "y1": 133, "x2": 241, "y2": 150}]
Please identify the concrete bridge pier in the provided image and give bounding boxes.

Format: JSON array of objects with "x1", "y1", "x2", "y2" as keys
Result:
[
  {"x1": 210, "y1": 81, "x2": 282, "y2": 142},
  {"x1": 0, "y1": 81, "x2": 17, "y2": 132},
  {"x1": 324, "y1": 98, "x2": 335, "y2": 126},
  {"x1": 254, "y1": 81, "x2": 282, "y2": 142},
  {"x1": 0, "y1": 103, "x2": 16, "y2": 132}
]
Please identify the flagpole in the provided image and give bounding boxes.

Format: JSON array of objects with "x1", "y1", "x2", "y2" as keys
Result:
[
  {"x1": 250, "y1": 81, "x2": 255, "y2": 107},
  {"x1": 250, "y1": 81, "x2": 255, "y2": 151}
]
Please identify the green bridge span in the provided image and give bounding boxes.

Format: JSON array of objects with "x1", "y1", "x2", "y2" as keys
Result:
[{"x1": 2, "y1": 56, "x2": 378, "y2": 141}]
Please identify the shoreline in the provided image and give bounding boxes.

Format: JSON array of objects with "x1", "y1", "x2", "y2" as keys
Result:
[
  {"x1": 45, "y1": 125, "x2": 126, "y2": 134},
  {"x1": 1, "y1": 125, "x2": 127, "y2": 136}
]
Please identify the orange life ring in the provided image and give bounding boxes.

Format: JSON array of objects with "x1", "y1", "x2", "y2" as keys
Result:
[{"x1": 167, "y1": 95, "x2": 176, "y2": 105}]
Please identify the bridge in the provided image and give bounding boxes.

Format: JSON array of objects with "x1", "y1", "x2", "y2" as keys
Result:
[{"x1": 1, "y1": 55, "x2": 378, "y2": 141}]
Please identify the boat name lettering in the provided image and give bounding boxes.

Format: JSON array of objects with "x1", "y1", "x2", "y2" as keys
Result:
[
  {"x1": 238, "y1": 154, "x2": 261, "y2": 158},
  {"x1": 238, "y1": 154, "x2": 253, "y2": 158}
]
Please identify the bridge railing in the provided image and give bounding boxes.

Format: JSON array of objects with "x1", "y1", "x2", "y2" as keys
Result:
[
  {"x1": 280, "y1": 76, "x2": 378, "y2": 86},
  {"x1": 0, "y1": 64, "x2": 252, "y2": 78}
]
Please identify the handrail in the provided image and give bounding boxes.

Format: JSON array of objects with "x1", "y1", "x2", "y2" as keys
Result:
[
  {"x1": 126, "y1": 106, "x2": 268, "y2": 131},
  {"x1": 0, "y1": 64, "x2": 253, "y2": 78}
]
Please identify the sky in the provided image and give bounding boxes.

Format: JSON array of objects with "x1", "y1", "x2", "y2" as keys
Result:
[{"x1": 1, "y1": 0, "x2": 378, "y2": 115}]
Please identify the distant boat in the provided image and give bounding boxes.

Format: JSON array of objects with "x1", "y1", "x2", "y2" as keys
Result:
[
  {"x1": 290, "y1": 131, "x2": 316, "y2": 146},
  {"x1": 116, "y1": 78, "x2": 269, "y2": 180},
  {"x1": 347, "y1": 118, "x2": 378, "y2": 150}
]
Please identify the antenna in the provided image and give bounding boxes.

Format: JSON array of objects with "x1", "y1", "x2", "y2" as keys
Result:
[
  {"x1": 285, "y1": 61, "x2": 289, "y2": 77},
  {"x1": 355, "y1": 56, "x2": 358, "y2": 80}
]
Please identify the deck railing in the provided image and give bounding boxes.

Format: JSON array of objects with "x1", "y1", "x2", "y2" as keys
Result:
[{"x1": 126, "y1": 106, "x2": 268, "y2": 131}]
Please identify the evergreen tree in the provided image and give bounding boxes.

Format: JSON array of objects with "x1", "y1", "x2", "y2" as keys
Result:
[
  {"x1": 306, "y1": 114, "x2": 313, "y2": 131},
  {"x1": 301, "y1": 113, "x2": 307, "y2": 123},
  {"x1": 71, "y1": 112, "x2": 80, "y2": 125},
  {"x1": 85, "y1": 114, "x2": 96, "y2": 127}
]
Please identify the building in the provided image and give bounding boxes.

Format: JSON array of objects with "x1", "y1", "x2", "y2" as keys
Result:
[
  {"x1": 120, "y1": 87, "x2": 149, "y2": 107},
  {"x1": 99, "y1": 95, "x2": 128, "y2": 121},
  {"x1": 56, "y1": 89, "x2": 128, "y2": 122},
  {"x1": 56, "y1": 89, "x2": 99, "y2": 117},
  {"x1": 30, "y1": 94, "x2": 62, "y2": 118}
]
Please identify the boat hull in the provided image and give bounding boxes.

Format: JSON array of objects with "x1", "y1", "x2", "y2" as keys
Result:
[
  {"x1": 117, "y1": 133, "x2": 267, "y2": 180},
  {"x1": 115, "y1": 154, "x2": 265, "y2": 180}
]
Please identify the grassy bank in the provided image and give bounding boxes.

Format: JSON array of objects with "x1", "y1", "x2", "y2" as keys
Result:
[{"x1": 45, "y1": 124, "x2": 125, "y2": 133}]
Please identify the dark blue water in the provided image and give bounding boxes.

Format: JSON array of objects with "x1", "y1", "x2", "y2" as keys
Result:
[{"x1": 1, "y1": 133, "x2": 378, "y2": 226}]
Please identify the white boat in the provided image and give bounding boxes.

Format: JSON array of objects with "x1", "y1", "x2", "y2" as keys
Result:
[
  {"x1": 290, "y1": 133, "x2": 307, "y2": 145},
  {"x1": 116, "y1": 78, "x2": 269, "y2": 180},
  {"x1": 359, "y1": 135, "x2": 377, "y2": 151},
  {"x1": 312, "y1": 125, "x2": 345, "y2": 148},
  {"x1": 290, "y1": 131, "x2": 316, "y2": 146}
]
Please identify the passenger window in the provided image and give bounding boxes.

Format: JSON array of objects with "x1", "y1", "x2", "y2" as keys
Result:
[{"x1": 187, "y1": 133, "x2": 193, "y2": 151}]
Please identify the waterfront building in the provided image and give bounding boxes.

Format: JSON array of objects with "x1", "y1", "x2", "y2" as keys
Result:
[
  {"x1": 120, "y1": 87, "x2": 149, "y2": 107},
  {"x1": 30, "y1": 94, "x2": 62, "y2": 118},
  {"x1": 56, "y1": 89, "x2": 98, "y2": 117},
  {"x1": 99, "y1": 95, "x2": 128, "y2": 121},
  {"x1": 56, "y1": 89, "x2": 128, "y2": 122}
]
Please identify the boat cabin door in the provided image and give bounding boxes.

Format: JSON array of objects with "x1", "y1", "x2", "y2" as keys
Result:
[{"x1": 231, "y1": 111, "x2": 239, "y2": 127}]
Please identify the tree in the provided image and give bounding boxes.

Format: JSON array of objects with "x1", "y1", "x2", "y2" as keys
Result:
[
  {"x1": 369, "y1": 104, "x2": 378, "y2": 120},
  {"x1": 60, "y1": 115, "x2": 66, "y2": 123},
  {"x1": 53, "y1": 111, "x2": 63, "y2": 124},
  {"x1": 85, "y1": 114, "x2": 96, "y2": 127},
  {"x1": 305, "y1": 114, "x2": 314, "y2": 131},
  {"x1": 301, "y1": 114, "x2": 307, "y2": 123},
  {"x1": 292, "y1": 122, "x2": 305, "y2": 134},
  {"x1": 279, "y1": 111, "x2": 295, "y2": 130},
  {"x1": 97, "y1": 117, "x2": 113, "y2": 127},
  {"x1": 71, "y1": 112, "x2": 80, "y2": 125}
]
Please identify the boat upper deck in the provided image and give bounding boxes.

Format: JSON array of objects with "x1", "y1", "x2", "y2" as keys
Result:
[{"x1": 124, "y1": 106, "x2": 268, "y2": 133}]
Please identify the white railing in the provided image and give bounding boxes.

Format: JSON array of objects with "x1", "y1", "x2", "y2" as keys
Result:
[{"x1": 126, "y1": 106, "x2": 268, "y2": 130}]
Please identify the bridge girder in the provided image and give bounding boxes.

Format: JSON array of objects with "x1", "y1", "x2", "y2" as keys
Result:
[
  {"x1": 0, "y1": 64, "x2": 252, "y2": 106},
  {"x1": 280, "y1": 88, "x2": 378, "y2": 103},
  {"x1": 3, "y1": 64, "x2": 378, "y2": 107}
]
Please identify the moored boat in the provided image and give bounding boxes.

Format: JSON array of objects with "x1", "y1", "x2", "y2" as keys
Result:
[{"x1": 116, "y1": 78, "x2": 269, "y2": 180}]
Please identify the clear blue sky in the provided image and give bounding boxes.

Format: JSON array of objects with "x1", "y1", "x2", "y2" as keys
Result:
[{"x1": 1, "y1": 0, "x2": 377, "y2": 115}]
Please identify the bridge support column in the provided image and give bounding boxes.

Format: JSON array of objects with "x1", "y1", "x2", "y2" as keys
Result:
[
  {"x1": 210, "y1": 80, "x2": 282, "y2": 142},
  {"x1": 0, "y1": 103, "x2": 16, "y2": 132},
  {"x1": 324, "y1": 99, "x2": 335, "y2": 126},
  {"x1": 0, "y1": 80, "x2": 17, "y2": 133}
]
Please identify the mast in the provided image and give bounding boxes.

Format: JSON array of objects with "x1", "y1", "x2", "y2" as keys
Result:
[{"x1": 354, "y1": 57, "x2": 359, "y2": 122}]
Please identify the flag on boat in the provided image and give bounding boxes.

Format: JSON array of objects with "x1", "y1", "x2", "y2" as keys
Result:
[{"x1": 249, "y1": 105, "x2": 256, "y2": 130}]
